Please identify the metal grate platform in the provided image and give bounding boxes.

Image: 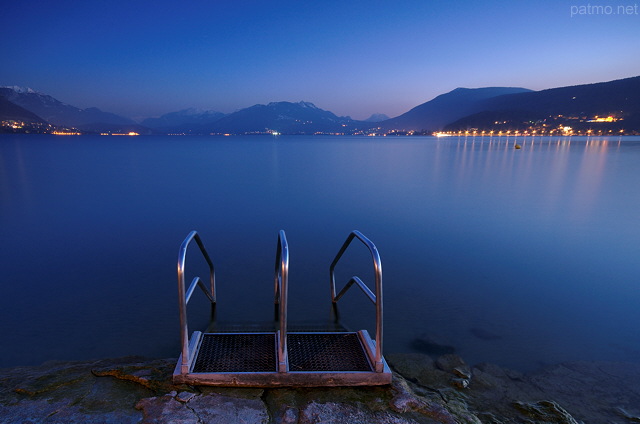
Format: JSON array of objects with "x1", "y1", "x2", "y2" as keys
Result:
[
  {"x1": 174, "y1": 330, "x2": 392, "y2": 386},
  {"x1": 207, "y1": 320, "x2": 349, "y2": 333},
  {"x1": 206, "y1": 322, "x2": 278, "y2": 333},
  {"x1": 288, "y1": 333, "x2": 372, "y2": 372},
  {"x1": 192, "y1": 333, "x2": 276, "y2": 373},
  {"x1": 174, "y1": 229, "x2": 392, "y2": 387}
]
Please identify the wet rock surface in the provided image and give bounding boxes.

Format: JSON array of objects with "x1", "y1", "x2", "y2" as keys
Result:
[
  {"x1": 387, "y1": 353, "x2": 640, "y2": 423},
  {"x1": 1, "y1": 354, "x2": 639, "y2": 423}
]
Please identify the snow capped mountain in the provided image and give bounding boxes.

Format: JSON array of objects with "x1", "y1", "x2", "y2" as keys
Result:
[
  {"x1": 2, "y1": 86, "x2": 40, "y2": 95},
  {"x1": 297, "y1": 101, "x2": 319, "y2": 109},
  {"x1": 266, "y1": 101, "x2": 319, "y2": 110},
  {"x1": 0, "y1": 86, "x2": 66, "y2": 110},
  {"x1": 364, "y1": 113, "x2": 390, "y2": 122},
  {"x1": 197, "y1": 100, "x2": 365, "y2": 134}
]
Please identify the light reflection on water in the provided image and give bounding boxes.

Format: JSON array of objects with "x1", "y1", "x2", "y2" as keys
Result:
[{"x1": 0, "y1": 134, "x2": 638, "y2": 371}]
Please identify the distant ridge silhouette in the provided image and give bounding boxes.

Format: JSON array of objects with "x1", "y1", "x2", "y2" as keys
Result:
[
  {"x1": 444, "y1": 76, "x2": 640, "y2": 132},
  {"x1": 2, "y1": 75, "x2": 639, "y2": 134},
  {"x1": 376, "y1": 87, "x2": 532, "y2": 131}
]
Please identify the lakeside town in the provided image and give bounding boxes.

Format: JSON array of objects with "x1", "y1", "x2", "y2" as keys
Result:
[{"x1": 2, "y1": 117, "x2": 636, "y2": 137}]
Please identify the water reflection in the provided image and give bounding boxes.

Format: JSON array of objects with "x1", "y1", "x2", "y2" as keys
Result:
[
  {"x1": 0, "y1": 138, "x2": 33, "y2": 211},
  {"x1": 443, "y1": 135, "x2": 610, "y2": 224},
  {"x1": 1, "y1": 135, "x2": 639, "y2": 371}
]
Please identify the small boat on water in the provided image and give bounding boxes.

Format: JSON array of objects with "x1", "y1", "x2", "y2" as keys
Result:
[{"x1": 172, "y1": 230, "x2": 392, "y2": 387}]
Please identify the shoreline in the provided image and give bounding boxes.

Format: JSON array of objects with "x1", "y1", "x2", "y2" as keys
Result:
[{"x1": 1, "y1": 353, "x2": 639, "y2": 423}]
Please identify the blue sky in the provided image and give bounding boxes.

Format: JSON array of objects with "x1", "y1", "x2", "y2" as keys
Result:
[{"x1": 1, "y1": 0, "x2": 638, "y2": 120}]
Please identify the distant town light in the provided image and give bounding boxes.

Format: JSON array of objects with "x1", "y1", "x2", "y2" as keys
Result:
[
  {"x1": 588, "y1": 115, "x2": 616, "y2": 123},
  {"x1": 52, "y1": 131, "x2": 81, "y2": 135}
]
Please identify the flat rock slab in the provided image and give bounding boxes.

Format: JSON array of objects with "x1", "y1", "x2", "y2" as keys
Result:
[
  {"x1": 136, "y1": 391, "x2": 270, "y2": 424},
  {"x1": 0, "y1": 357, "x2": 153, "y2": 423},
  {"x1": 1, "y1": 354, "x2": 639, "y2": 423}
]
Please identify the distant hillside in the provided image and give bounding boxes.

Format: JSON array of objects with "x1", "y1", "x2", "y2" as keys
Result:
[
  {"x1": 445, "y1": 76, "x2": 640, "y2": 132},
  {"x1": 0, "y1": 96, "x2": 46, "y2": 123},
  {"x1": 204, "y1": 101, "x2": 364, "y2": 134},
  {"x1": 0, "y1": 96, "x2": 52, "y2": 133},
  {"x1": 141, "y1": 108, "x2": 226, "y2": 133},
  {"x1": 0, "y1": 86, "x2": 140, "y2": 132},
  {"x1": 378, "y1": 87, "x2": 532, "y2": 131}
]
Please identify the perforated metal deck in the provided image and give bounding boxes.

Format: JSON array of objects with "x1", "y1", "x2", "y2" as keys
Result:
[
  {"x1": 174, "y1": 330, "x2": 392, "y2": 387},
  {"x1": 190, "y1": 332, "x2": 372, "y2": 374},
  {"x1": 193, "y1": 333, "x2": 276, "y2": 373},
  {"x1": 206, "y1": 320, "x2": 349, "y2": 333},
  {"x1": 288, "y1": 333, "x2": 372, "y2": 372}
]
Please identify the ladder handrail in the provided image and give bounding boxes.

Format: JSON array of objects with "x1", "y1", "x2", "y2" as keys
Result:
[
  {"x1": 177, "y1": 230, "x2": 216, "y2": 374},
  {"x1": 273, "y1": 230, "x2": 289, "y2": 372},
  {"x1": 329, "y1": 230, "x2": 384, "y2": 372}
]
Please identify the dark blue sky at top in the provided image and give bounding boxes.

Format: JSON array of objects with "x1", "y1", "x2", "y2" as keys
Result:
[{"x1": 1, "y1": 0, "x2": 638, "y2": 120}]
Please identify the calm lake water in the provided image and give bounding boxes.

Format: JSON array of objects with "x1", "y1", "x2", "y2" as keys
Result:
[{"x1": 1, "y1": 134, "x2": 639, "y2": 371}]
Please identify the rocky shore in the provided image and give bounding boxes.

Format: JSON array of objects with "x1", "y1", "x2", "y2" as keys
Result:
[{"x1": 1, "y1": 353, "x2": 639, "y2": 423}]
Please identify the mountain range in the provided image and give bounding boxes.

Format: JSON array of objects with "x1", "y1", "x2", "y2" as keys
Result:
[
  {"x1": 377, "y1": 87, "x2": 533, "y2": 131},
  {"x1": 0, "y1": 86, "x2": 147, "y2": 133},
  {"x1": 201, "y1": 101, "x2": 362, "y2": 134},
  {"x1": 140, "y1": 108, "x2": 226, "y2": 134},
  {"x1": 443, "y1": 76, "x2": 640, "y2": 133},
  {"x1": 2, "y1": 75, "x2": 639, "y2": 135}
]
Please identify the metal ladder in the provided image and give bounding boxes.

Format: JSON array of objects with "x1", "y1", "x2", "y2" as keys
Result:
[{"x1": 172, "y1": 230, "x2": 392, "y2": 387}]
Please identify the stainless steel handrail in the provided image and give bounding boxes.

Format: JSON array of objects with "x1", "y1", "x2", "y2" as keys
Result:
[
  {"x1": 273, "y1": 230, "x2": 289, "y2": 372},
  {"x1": 177, "y1": 230, "x2": 216, "y2": 374},
  {"x1": 330, "y1": 230, "x2": 384, "y2": 372}
]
